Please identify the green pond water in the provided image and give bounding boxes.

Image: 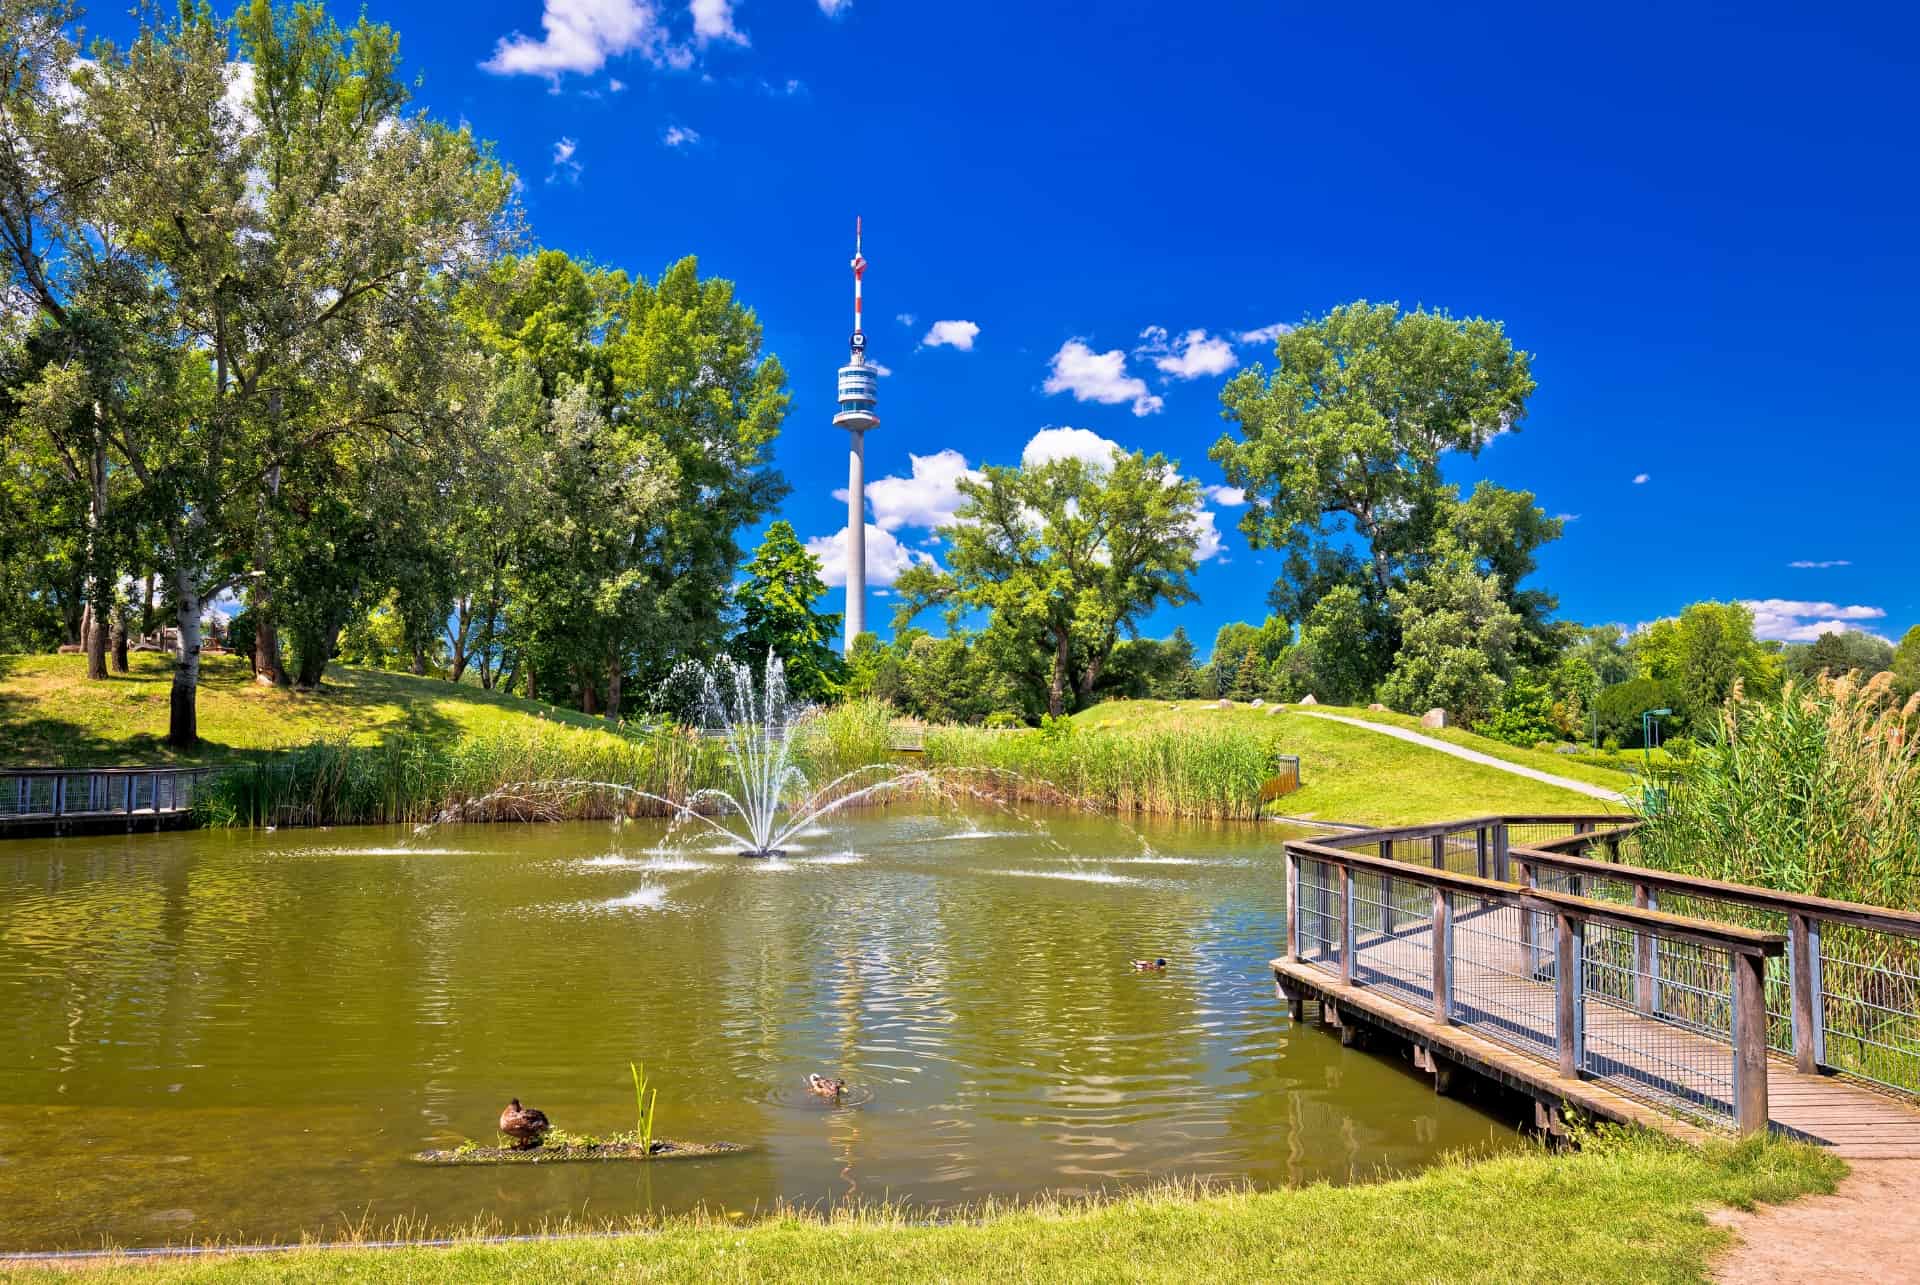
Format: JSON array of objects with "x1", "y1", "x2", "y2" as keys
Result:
[{"x1": 0, "y1": 810, "x2": 1523, "y2": 1251}]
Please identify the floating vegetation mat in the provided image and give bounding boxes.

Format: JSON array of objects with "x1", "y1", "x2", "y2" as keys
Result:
[{"x1": 412, "y1": 1137, "x2": 746, "y2": 1166}]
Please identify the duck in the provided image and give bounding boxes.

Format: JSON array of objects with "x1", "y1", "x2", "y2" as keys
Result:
[
  {"x1": 1131, "y1": 958, "x2": 1168, "y2": 972},
  {"x1": 499, "y1": 1098, "x2": 551, "y2": 1149},
  {"x1": 806, "y1": 1073, "x2": 847, "y2": 1100}
]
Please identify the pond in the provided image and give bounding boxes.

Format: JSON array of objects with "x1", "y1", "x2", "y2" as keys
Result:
[{"x1": 0, "y1": 810, "x2": 1523, "y2": 1251}]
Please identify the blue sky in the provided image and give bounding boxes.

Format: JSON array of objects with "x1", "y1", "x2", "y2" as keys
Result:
[{"x1": 103, "y1": 0, "x2": 1920, "y2": 650}]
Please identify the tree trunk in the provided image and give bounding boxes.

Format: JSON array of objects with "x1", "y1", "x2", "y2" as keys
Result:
[
  {"x1": 606, "y1": 654, "x2": 622, "y2": 721},
  {"x1": 142, "y1": 572, "x2": 156, "y2": 637},
  {"x1": 410, "y1": 642, "x2": 427, "y2": 676},
  {"x1": 84, "y1": 425, "x2": 109, "y2": 681},
  {"x1": 252, "y1": 398, "x2": 286, "y2": 685},
  {"x1": 1047, "y1": 630, "x2": 1071, "y2": 717},
  {"x1": 253, "y1": 595, "x2": 285, "y2": 685},
  {"x1": 448, "y1": 595, "x2": 470, "y2": 684},
  {"x1": 110, "y1": 603, "x2": 129, "y2": 673},
  {"x1": 294, "y1": 623, "x2": 337, "y2": 689},
  {"x1": 168, "y1": 571, "x2": 202, "y2": 751},
  {"x1": 580, "y1": 665, "x2": 598, "y2": 715}
]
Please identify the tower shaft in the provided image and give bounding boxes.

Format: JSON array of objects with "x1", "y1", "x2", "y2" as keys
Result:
[{"x1": 845, "y1": 432, "x2": 866, "y2": 647}]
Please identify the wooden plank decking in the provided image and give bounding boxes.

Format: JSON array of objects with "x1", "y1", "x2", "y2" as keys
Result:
[{"x1": 1274, "y1": 916, "x2": 1920, "y2": 1158}]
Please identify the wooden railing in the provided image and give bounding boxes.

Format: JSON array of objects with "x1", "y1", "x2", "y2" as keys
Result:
[
  {"x1": 1512, "y1": 823, "x2": 1920, "y2": 1096},
  {"x1": 0, "y1": 766, "x2": 218, "y2": 820},
  {"x1": 1286, "y1": 824, "x2": 1786, "y2": 1134}
]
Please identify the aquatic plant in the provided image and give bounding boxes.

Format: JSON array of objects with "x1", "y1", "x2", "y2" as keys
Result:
[{"x1": 632, "y1": 1062, "x2": 658, "y2": 1154}]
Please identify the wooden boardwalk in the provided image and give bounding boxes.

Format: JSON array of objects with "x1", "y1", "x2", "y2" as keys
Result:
[{"x1": 1274, "y1": 915, "x2": 1920, "y2": 1158}]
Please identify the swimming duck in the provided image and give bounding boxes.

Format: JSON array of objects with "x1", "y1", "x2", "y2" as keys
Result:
[
  {"x1": 806, "y1": 1073, "x2": 847, "y2": 1100},
  {"x1": 499, "y1": 1098, "x2": 551, "y2": 1149},
  {"x1": 1131, "y1": 958, "x2": 1168, "y2": 972}
]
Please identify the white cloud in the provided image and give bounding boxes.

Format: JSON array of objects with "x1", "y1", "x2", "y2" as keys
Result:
[
  {"x1": 1743, "y1": 599, "x2": 1887, "y2": 643},
  {"x1": 1187, "y1": 508, "x2": 1225, "y2": 561},
  {"x1": 1042, "y1": 340, "x2": 1162, "y2": 416},
  {"x1": 1235, "y1": 322, "x2": 1293, "y2": 345},
  {"x1": 1206, "y1": 485, "x2": 1246, "y2": 506},
  {"x1": 1022, "y1": 426, "x2": 1122, "y2": 468},
  {"x1": 548, "y1": 136, "x2": 583, "y2": 183},
  {"x1": 1789, "y1": 559, "x2": 1851, "y2": 569},
  {"x1": 1633, "y1": 473, "x2": 1651, "y2": 484},
  {"x1": 662, "y1": 124, "x2": 701, "y2": 147},
  {"x1": 607, "y1": 77, "x2": 628, "y2": 91},
  {"x1": 895, "y1": 312, "x2": 916, "y2": 327},
  {"x1": 689, "y1": 0, "x2": 746, "y2": 45},
  {"x1": 818, "y1": 0, "x2": 852, "y2": 13},
  {"x1": 1553, "y1": 512, "x2": 1581, "y2": 522},
  {"x1": 805, "y1": 523, "x2": 935, "y2": 588},
  {"x1": 1136, "y1": 326, "x2": 1238, "y2": 380},
  {"x1": 483, "y1": 0, "x2": 682, "y2": 82},
  {"x1": 867, "y1": 361, "x2": 893, "y2": 377},
  {"x1": 922, "y1": 319, "x2": 980, "y2": 351},
  {"x1": 866, "y1": 449, "x2": 982, "y2": 531}
]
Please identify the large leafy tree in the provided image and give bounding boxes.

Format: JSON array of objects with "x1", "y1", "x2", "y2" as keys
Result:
[
  {"x1": 1378, "y1": 555, "x2": 1523, "y2": 723},
  {"x1": 1212, "y1": 302, "x2": 1536, "y2": 601},
  {"x1": 895, "y1": 449, "x2": 1201, "y2": 716},
  {"x1": 1633, "y1": 601, "x2": 1781, "y2": 727},
  {"x1": 731, "y1": 520, "x2": 844, "y2": 703}
]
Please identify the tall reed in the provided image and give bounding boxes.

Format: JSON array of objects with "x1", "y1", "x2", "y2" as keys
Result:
[
  {"x1": 1638, "y1": 672, "x2": 1920, "y2": 906},
  {"x1": 923, "y1": 722, "x2": 1285, "y2": 820}
]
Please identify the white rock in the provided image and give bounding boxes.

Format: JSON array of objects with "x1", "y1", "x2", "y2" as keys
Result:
[
  {"x1": 1299, "y1": 694, "x2": 1318, "y2": 706},
  {"x1": 1421, "y1": 708, "x2": 1448, "y2": 729}
]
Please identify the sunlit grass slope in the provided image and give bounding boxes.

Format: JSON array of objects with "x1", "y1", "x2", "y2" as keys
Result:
[
  {"x1": 0, "y1": 652, "x2": 614, "y2": 766},
  {"x1": 3, "y1": 1133, "x2": 1840, "y2": 1284},
  {"x1": 1067, "y1": 699, "x2": 1628, "y2": 825}
]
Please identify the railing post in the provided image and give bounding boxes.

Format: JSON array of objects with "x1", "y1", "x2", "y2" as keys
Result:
[
  {"x1": 1475, "y1": 825, "x2": 1489, "y2": 880},
  {"x1": 1518, "y1": 860, "x2": 1538, "y2": 973},
  {"x1": 1789, "y1": 912, "x2": 1825, "y2": 1074},
  {"x1": 1430, "y1": 833, "x2": 1446, "y2": 871},
  {"x1": 1555, "y1": 911, "x2": 1584, "y2": 1078},
  {"x1": 1284, "y1": 848, "x2": 1300, "y2": 962},
  {"x1": 1381, "y1": 869, "x2": 1396, "y2": 937},
  {"x1": 52, "y1": 774, "x2": 65, "y2": 818},
  {"x1": 1733, "y1": 949, "x2": 1771, "y2": 1135},
  {"x1": 1492, "y1": 821, "x2": 1511, "y2": 883},
  {"x1": 1634, "y1": 882, "x2": 1659, "y2": 1014},
  {"x1": 1431, "y1": 886, "x2": 1453, "y2": 1023},
  {"x1": 1338, "y1": 862, "x2": 1354, "y2": 986}
]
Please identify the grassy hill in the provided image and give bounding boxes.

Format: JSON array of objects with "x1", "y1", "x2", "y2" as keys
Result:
[
  {"x1": 0, "y1": 652, "x2": 618, "y2": 766},
  {"x1": 1070, "y1": 698, "x2": 1635, "y2": 825}
]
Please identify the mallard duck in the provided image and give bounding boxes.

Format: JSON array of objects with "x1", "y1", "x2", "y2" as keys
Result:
[
  {"x1": 499, "y1": 1098, "x2": 551, "y2": 1149},
  {"x1": 1131, "y1": 958, "x2": 1168, "y2": 972},
  {"x1": 806, "y1": 1073, "x2": 846, "y2": 1100}
]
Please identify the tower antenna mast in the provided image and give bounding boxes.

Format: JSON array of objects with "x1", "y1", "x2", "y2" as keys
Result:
[{"x1": 833, "y1": 216, "x2": 880, "y2": 655}]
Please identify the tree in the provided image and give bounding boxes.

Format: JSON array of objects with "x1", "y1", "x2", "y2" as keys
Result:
[
  {"x1": 1894, "y1": 626, "x2": 1920, "y2": 696},
  {"x1": 1379, "y1": 557, "x2": 1522, "y2": 723},
  {"x1": 1786, "y1": 630, "x2": 1894, "y2": 682},
  {"x1": 732, "y1": 521, "x2": 845, "y2": 703},
  {"x1": 1634, "y1": 601, "x2": 1779, "y2": 728},
  {"x1": 1595, "y1": 676, "x2": 1678, "y2": 748},
  {"x1": 1437, "y1": 482, "x2": 1563, "y2": 663},
  {"x1": 1290, "y1": 584, "x2": 1390, "y2": 704},
  {"x1": 1212, "y1": 302, "x2": 1535, "y2": 599},
  {"x1": 894, "y1": 449, "x2": 1202, "y2": 716}
]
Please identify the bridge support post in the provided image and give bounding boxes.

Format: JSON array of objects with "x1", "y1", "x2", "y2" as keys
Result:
[
  {"x1": 1431, "y1": 886, "x2": 1453, "y2": 1023},
  {"x1": 1634, "y1": 883, "x2": 1659, "y2": 1014},
  {"x1": 1492, "y1": 821, "x2": 1510, "y2": 883},
  {"x1": 1789, "y1": 913, "x2": 1824, "y2": 1074},
  {"x1": 1555, "y1": 912, "x2": 1584, "y2": 1078},
  {"x1": 1337, "y1": 864, "x2": 1354, "y2": 986},
  {"x1": 1284, "y1": 848, "x2": 1300, "y2": 961},
  {"x1": 1733, "y1": 950, "x2": 1771, "y2": 1135}
]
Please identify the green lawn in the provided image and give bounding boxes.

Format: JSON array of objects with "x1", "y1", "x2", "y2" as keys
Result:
[
  {"x1": 0, "y1": 652, "x2": 616, "y2": 767},
  {"x1": 1072, "y1": 699, "x2": 1631, "y2": 826},
  {"x1": 5, "y1": 1133, "x2": 1840, "y2": 1283},
  {"x1": 1299, "y1": 703, "x2": 1641, "y2": 792}
]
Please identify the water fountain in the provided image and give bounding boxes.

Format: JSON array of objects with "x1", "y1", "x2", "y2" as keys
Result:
[{"x1": 432, "y1": 655, "x2": 959, "y2": 858}]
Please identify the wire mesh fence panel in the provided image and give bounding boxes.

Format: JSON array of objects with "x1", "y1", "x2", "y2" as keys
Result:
[
  {"x1": 0, "y1": 776, "x2": 56, "y2": 817},
  {"x1": 1448, "y1": 893, "x2": 1558, "y2": 1061},
  {"x1": 1655, "y1": 892, "x2": 1792, "y2": 1053},
  {"x1": 1582, "y1": 925, "x2": 1736, "y2": 1125},
  {"x1": 1348, "y1": 869, "x2": 1435, "y2": 1010},
  {"x1": 1294, "y1": 857, "x2": 1341, "y2": 974},
  {"x1": 1819, "y1": 923, "x2": 1920, "y2": 1095}
]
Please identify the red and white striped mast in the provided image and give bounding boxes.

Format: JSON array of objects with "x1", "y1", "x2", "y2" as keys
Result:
[{"x1": 832, "y1": 216, "x2": 880, "y2": 655}]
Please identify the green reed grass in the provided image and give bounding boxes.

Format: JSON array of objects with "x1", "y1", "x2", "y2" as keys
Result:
[{"x1": 923, "y1": 721, "x2": 1285, "y2": 820}]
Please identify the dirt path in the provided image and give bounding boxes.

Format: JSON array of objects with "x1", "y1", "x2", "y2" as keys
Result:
[
  {"x1": 1711, "y1": 1159, "x2": 1920, "y2": 1283},
  {"x1": 1291, "y1": 710, "x2": 1629, "y2": 804}
]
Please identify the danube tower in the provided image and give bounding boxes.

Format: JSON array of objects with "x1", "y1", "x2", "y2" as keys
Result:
[{"x1": 832, "y1": 217, "x2": 879, "y2": 655}]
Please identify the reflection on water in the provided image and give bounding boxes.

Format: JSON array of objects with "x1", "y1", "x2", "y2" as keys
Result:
[{"x1": 0, "y1": 811, "x2": 1520, "y2": 1250}]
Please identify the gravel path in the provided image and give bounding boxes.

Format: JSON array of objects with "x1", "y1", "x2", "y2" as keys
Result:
[
  {"x1": 1711, "y1": 1159, "x2": 1920, "y2": 1283},
  {"x1": 1291, "y1": 711, "x2": 1629, "y2": 805}
]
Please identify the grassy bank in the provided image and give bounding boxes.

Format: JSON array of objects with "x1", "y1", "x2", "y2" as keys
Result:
[
  {"x1": 3, "y1": 1132, "x2": 1840, "y2": 1283},
  {"x1": 0, "y1": 653, "x2": 613, "y2": 766},
  {"x1": 999, "y1": 699, "x2": 1628, "y2": 826}
]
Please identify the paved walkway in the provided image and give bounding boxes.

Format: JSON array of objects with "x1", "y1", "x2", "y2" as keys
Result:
[{"x1": 1293, "y1": 711, "x2": 1628, "y2": 804}]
